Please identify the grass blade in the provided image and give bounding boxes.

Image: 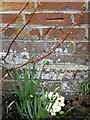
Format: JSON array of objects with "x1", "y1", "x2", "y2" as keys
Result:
[{"x1": 27, "y1": 100, "x2": 33, "y2": 119}]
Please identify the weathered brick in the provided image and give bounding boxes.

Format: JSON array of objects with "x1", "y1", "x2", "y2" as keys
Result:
[
  {"x1": 21, "y1": 28, "x2": 40, "y2": 39},
  {"x1": 2, "y1": 81, "x2": 17, "y2": 90},
  {"x1": 42, "y1": 28, "x2": 85, "y2": 40},
  {"x1": 0, "y1": 2, "x2": 2, "y2": 10},
  {"x1": 72, "y1": 54, "x2": 88, "y2": 64},
  {"x1": 46, "y1": 42, "x2": 74, "y2": 53},
  {"x1": 1, "y1": 2, "x2": 34, "y2": 11},
  {"x1": 0, "y1": 14, "x2": 23, "y2": 24},
  {"x1": 22, "y1": 41, "x2": 47, "y2": 53},
  {"x1": 76, "y1": 42, "x2": 89, "y2": 53},
  {"x1": 25, "y1": 13, "x2": 72, "y2": 26},
  {"x1": 38, "y1": 2, "x2": 84, "y2": 11},
  {"x1": 88, "y1": 1, "x2": 90, "y2": 10},
  {"x1": 3, "y1": 28, "x2": 17, "y2": 37},
  {"x1": 46, "y1": 53, "x2": 88, "y2": 65},
  {"x1": 74, "y1": 13, "x2": 90, "y2": 24},
  {"x1": 2, "y1": 27, "x2": 40, "y2": 39},
  {"x1": 2, "y1": 41, "x2": 23, "y2": 52},
  {"x1": 2, "y1": 40, "x2": 47, "y2": 54},
  {"x1": 89, "y1": 28, "x2": 90, "y2": 39}
]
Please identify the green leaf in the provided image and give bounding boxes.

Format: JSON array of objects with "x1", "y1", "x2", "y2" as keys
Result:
[
  {"x1": 34, "y1": 97, "x2": 37, "y2": 116},
  {"x1": 15, "y1": 70, "x2": 24, "y2": 96},
  {"x1": 42, "y1": 60, "x2": 49, "y2": 68},
  {"x1": 59, "y1": 111, "x2": 64, "y2": 115},
  {"x1": 30, "y1": 54, "x2": 35, "y2": 63},
  {"x1": 63, "y1": 106, "x2": 75, "y2": 117},
  {"x1": 30, "y1": 62, "x2": 35, "y2": 80},
  {"x1": 53, "y1": 86, "x2": 60, "y2": 94},
  {"x1": 13, "y1": 84, "x2": 19, "y2": 95},
  {"x1": 27, "y1": 100, "x2": 33, "y2": 119},
  {"x1": 32, "y1": 80, "x2": 37, "y2": 85},
  {"x1": 16, "y1": 102, "x2": 23, "y2": 118}
]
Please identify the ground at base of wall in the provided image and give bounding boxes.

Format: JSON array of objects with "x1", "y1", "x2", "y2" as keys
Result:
[{"x1": 1, "y1": 91, "x2": 90, "y2": 120}]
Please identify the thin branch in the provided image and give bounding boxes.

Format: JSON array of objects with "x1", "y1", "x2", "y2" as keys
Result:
[{"x1": 0, "y1": 0, "x2": 29, "y2": 32}]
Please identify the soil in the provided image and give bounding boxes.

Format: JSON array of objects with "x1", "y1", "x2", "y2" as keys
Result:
[{"x1": 1, "y1": 91, "x2": 90, "y2": 120}]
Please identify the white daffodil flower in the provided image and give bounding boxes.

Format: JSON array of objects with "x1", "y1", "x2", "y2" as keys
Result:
[
  {"x1": 45, "y1": 91, "x2": 65, "y2": 117},
  {"x1": 57, "y1": 96, "x2": 65, "y2": 102},
  {"x1": 52, "y1": 103, "x2": 61, "y2": 112},
  {"x1": 48, "y1": 92, "x2": 53, "y2": 99},
  {"x1": 60, "y1": 96, "x2": 65, "y2": 102},
  {"x1": 50, "y1": 109, "x2": 56, "y2": 116},
  {"x1": 57, "y1": 101, "x2": 65, "y2": 107}
]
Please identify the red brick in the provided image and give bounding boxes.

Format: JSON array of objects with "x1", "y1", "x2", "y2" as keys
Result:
[
  {"x1": 38, "y1": 2, "x2": 84, "y2": 11},
  {"x1": 68, "y1": 28, "x2": 86, "y2": 40},
  {"x1": 28, "y1": 29, "x2": 40, "y2": 39},
  {"x1": 25, "y1": 13, "x2": 72, "y2": 26},
  {"x1": 74, "y1": 13, "x2": 90, "y2": 24},
  {"x1": 76, "y1": 42, "x2": 89, "y2": 53},
  {"x1": 1, "y1": 2, "x2": 34, "y2": 11},
  {"x1": 0, "y1": 14, "x2": 23, "y2": 24},
  {"x1": 26, "y1": 2, "x2": 34, "y2": 10},
  {"x1": 42, "y1": 28, "x2": 85, "y2": 40},
  {"x1": 42, "y1": 28, "x2": 58, "y2": 40},
  {"x1": 2, "y1": 27, "x2": 85, "y2": 40}
]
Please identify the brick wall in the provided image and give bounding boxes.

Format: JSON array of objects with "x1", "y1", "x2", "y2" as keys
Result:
[{"x1": 0, "y1": 0, "x2": 90, "y2": 99}]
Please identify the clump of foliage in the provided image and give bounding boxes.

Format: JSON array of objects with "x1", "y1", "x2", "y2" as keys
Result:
[
  {"x1": 78, "y1": 80, "x2": 90, "y2": 97},
  {"x1": 13, "y1": 58, "x2": 65, "y2": 119}
]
